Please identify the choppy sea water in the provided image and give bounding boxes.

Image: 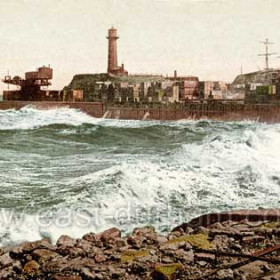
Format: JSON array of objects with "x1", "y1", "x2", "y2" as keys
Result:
[{"x1": 0, "y1": 106, "x2": 280, "y2": 246}]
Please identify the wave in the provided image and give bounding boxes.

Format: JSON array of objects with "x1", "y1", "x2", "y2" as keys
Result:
[
  {"x1": 1, "y1": 106, "x2": 280, "y2": 246},
  {"x1": 0, "y1": 105, "x2": 265, "y2": 131},
  {"x1": 0, "y1": 106, "x2": 160, "y2": 130}
]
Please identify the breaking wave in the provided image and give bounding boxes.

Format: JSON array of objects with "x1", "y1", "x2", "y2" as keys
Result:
[{"x1": 0, "y1": 106, "x2": 280, "y2": 246}]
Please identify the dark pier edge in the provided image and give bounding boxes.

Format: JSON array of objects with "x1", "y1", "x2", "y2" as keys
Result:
[{"x1": 1, "y1": 101, "x2": 280, "y2": 123}]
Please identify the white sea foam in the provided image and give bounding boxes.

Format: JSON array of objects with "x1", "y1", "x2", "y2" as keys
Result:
[{"x1": 0, "y1": 106, "x2": 161, "y2": 130}]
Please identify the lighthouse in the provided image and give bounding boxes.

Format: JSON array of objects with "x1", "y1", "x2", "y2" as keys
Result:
[{"x1": 106, "y1": 27, "x2": 128, "y2": 76}]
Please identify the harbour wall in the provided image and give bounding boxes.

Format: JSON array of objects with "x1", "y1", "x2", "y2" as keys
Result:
[{"x1": 1, "y1": 101, "x2": 280, "y2": 122}]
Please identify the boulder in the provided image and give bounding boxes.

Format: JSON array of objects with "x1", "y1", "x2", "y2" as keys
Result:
[
  {"x1": 11, "y1": 238, "x2": 55, "y2": 256},
  {"x1": 195, "y1": 252, "x2": 216, "y2": 262},
  {"x1": 80, "y1": 267, "x2": 96, "y2": 279},
  {"x1": 23, "y1": 260, "x2": 40, "y2": 275},
  {"x1": 0, "y1": 253, "x2": 13, "y2": 269},
  {"x1": 82, "y1": 232, "x2": 97, "y2": 243},
  {"x1": 57, "y1": 235, "x2": 77, "y2": 248},
  {"x1": 216, "y1": 269, "x2": 234, "y2": 279},
  {"x1": 133, "y1": 226, "x2": 156, "y2": 236},
  {"x1": 94, "y1": 254, "x2": 107, "y2": 263},
  {"x1": 33, "y1": 249, "x2": 60, "y2": 262},
  {"x1": 0, "y1": 267, "x2": 14, "y2": 279},
  {"x1": 99, "y1": 228, "x2": 121, "y2": 243},
  {"x1": 235, "y1": 261, "x2": 268, "y2": 279}
]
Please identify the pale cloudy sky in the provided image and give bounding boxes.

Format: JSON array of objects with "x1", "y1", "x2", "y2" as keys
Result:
[{"x1": 0, "y1": 0, "x2": 280, "y2": 93}]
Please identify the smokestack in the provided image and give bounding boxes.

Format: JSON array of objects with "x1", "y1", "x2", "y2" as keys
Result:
[
  {"x1": 174, "y1": 70, "x2": 177, "y2": 78},
  {"x1": 107, "y1": 27, "x2": 119, "y2": 74}
]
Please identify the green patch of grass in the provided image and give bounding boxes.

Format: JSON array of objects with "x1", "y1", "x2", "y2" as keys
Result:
[
  {"x1": 168, "y1": 233, "x2": 212, "y2": 249},
  {"x1": 121, "y1": 249, "x2": 150, "y2": 263},
  {"x1": 153, "y1": 263, "x2": 184, "y2": 280},
  {"x1": 261, "y1": 222, "x2": 280, "y2": 229}
]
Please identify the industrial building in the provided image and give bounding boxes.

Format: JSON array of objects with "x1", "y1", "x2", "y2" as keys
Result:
[
  {"x1": 231, "y1": 69, "x2": 280, "y2": 102},
  {"x1": 2, "y1": 66, "x2": 60, "y2": 101}
]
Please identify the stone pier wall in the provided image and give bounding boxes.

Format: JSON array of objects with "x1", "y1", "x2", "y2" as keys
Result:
[{"x1": 1, "y1": 101, "x2": 280, "y2": 123}]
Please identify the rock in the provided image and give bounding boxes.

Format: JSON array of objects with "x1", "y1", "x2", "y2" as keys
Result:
[
  {"x1": 160, "y1": 242, "x2": 181, "y2": 251},
  {"x1": 45, "y1": 256, "x2": 95, "y2": 274},
  {"x1": 57, "y1": 235, "x2": 77, "y2": 248},
  {"x1": 114, "y1": 238, "x2": 127, "y2": 248},
  {"x1": 68, "y1": 247, "x2": 85, "y2": 258},
  {"x1": 110, "y1": 254, "x2": 121, "y2": 261},
  {"x1": 81, "y1": 267, "x2": 96, "y2": 279},
  {"x1": 33, "y1": 249, "x2": 59, "y2": 262},
  {"x1": 209, "y1": 222, "x2": 225, "y2": 230},
  {"x1": 173, "y1": 248, "x2": 195, "y2": 264},
  {"x1": 162, "y1": 256, "x2": 174, "y2": 264},
  {"x1": 197, "y1": 261, "x2": 207, "y2": 267},
  {"x1": 128, "y1": 262, "x2": 148, "y2": 274},
  {"x1": 94, "y1": 253, "x2": 107, "y2": 263},
  {"x1": 184, "y1": 226, "x2": 194, "y2": 234},
  {"x1": 210, "y1": 229, "x2": 255, "y2": 238},
  {"x1": 23, "y1": 260, "x2": 40, "y2": 275},
  {"x1": 184, "y1": 242, "x2": 193, "y2": 250},
  {"x1": 126, "y1": 236, "x2": 139, "y2": 246},
  {"x1": 197, "y1": 226, "x2": 207, "y2": 233},
  {"x1": 261, "y1": 271, "x2": 280, "y2": 279},
  {"x1": 133, "y1": 226, "x2": 156, "y2": 236},
  {"x1": 183, "y1": 250, "x2": 194, "y2": 264},
  {"x1": 53, "y1": 276, "x2": 82, "y2": 280},
  {"x1": 232, "y1": 224, "x2": 251, "y2": 232},
  {"x1": 236, "y1": 261, "x2": 268, "y2": 279},
  {"x1": 195, "y1": 252, "x2": 216, "y2": 262},
  {"x1": 11, "y1": 238, "x2": 55, "y2": 256},
  {"x1": 44, "y1": 257, "x2": 69, "y2": 273},
  {"x1": 76, "y1": 239, "x2": 93, "y2": 250},
  {"x1": 156, "y1": 236, "x2": 168, "y2": 244},
  {"x1": 94, "y1": 273, "x2": 105, "y2": 279},
  {"x1": 99, "y1": 228, "x2": 121, "y2": 243},
  {"x1": 83, "y1": 232, "x2": 97, "y2": 243},
  {"x1": 12, "y1": 260, "x2": 22, "y2": 272},
  {"x1": 67, "y1": 257, "x2": 95, "y2": 272},
  {"x1": 242, "y1": 235, "x2": 265, "y2": 244},
  {"x1": 168, "y1": 232, "x2": 183, "y2": 241},
  {"x1": 0, "y1": 248, "x2": 6, "y2": 256},
  {"x1": 138, "y1": 253, "x2": 158, "y2": 263},
  {"x1": 0, "y1": 267, "x2": 14, "y2": 279},
  {"x1": 212, "y1": 235, "x2": 229, "y2": 251},
  {"x1": 216, "y1": 269, "x2": 234, "y2": 279},
  {"x1": 107, "y1": 265, "x2": 126, "y2": 279},
  {"x1": 0, "y1": 253, "x2": 13, "y2": 269}
]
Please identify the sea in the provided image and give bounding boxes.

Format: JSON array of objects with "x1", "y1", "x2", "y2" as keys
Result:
[{"x1": 0, "y1": 106, "x2": 280, "y2": 246}]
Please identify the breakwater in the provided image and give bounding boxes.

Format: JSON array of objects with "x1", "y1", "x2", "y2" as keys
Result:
[{"x1": 1, "y1": 101, "x2": 280, "y2": 122}]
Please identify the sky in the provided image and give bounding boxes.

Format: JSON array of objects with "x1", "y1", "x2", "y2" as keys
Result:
[{"x1": 0, "y1": 0, "x2": 280, "y2": 93}]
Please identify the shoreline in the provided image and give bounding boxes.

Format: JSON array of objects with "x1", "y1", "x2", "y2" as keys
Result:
[{"x1": 1, "y1": 209, "x2": 280, "y2": 279}]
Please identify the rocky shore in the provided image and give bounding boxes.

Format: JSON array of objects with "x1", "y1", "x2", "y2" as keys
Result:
[{"x1": 1, "y1": 209, "x2": 280, "y2": 280}]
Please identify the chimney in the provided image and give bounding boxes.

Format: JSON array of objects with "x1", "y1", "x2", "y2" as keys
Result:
[{"x1": 174, "y1": 70, "x2": 177, "y2": 78}]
